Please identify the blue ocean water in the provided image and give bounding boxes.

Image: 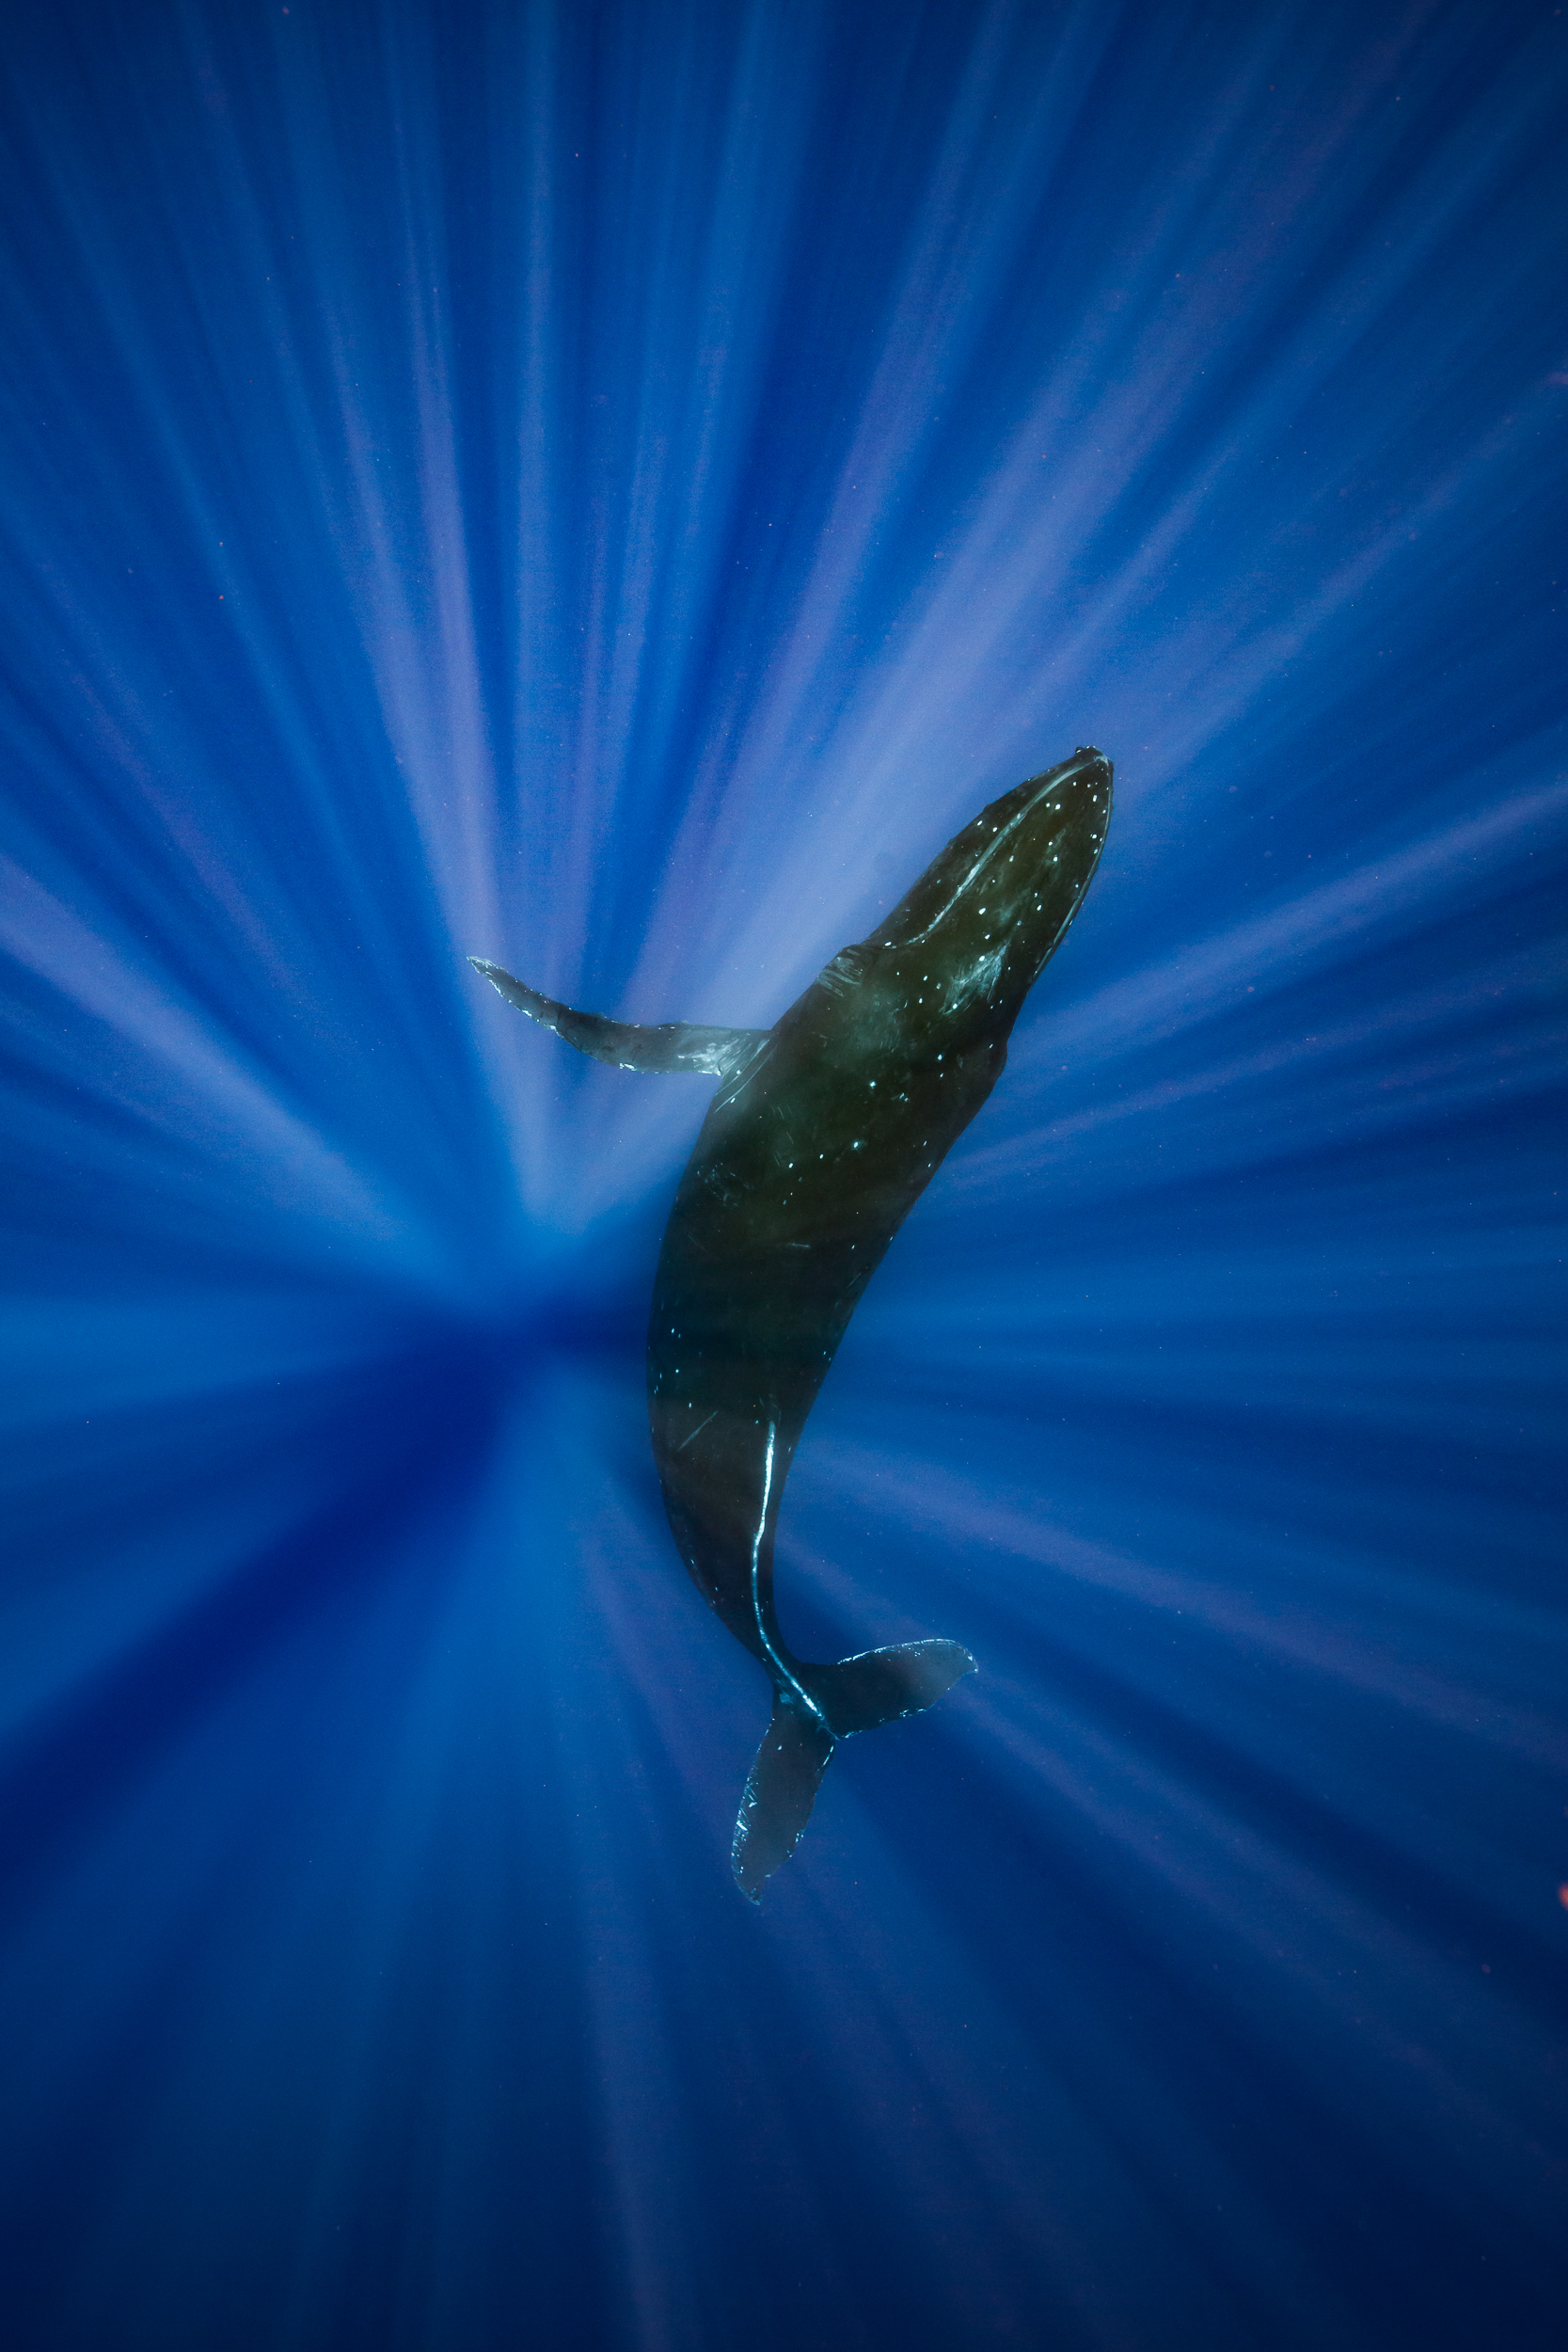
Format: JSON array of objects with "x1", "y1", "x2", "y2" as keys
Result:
[{"x1": 2, "y1": 1, "x2": 1564, "y2": 2345}]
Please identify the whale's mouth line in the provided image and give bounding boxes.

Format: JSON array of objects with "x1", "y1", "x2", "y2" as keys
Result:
[{"x1": 884, "y1": 749, "x2": 1111, "y2": 951}]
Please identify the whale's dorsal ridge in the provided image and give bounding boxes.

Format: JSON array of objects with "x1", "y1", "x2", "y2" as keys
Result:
[{"x1": 469, "y1": 958, "x2": 767, "y2": 1079}]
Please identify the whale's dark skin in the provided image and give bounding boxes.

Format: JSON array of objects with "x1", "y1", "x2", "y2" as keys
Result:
[{"x1": 472, "y1": 745, "x2": 1112, "y2": 1896}]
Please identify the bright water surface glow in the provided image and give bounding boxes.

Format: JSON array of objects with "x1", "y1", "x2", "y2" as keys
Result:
[{"x1": 2, "y1": 4, "x2": 1565, "y2": 2348}]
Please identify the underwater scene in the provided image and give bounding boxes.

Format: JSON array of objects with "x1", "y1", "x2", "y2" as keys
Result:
[{"x1": 2, "y1": 3, "x2": 1564, "y2": 2346}]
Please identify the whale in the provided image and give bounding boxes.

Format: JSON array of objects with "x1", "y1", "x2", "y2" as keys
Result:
[{"x1": 473, "y1": 745, "x2": 1112, "y2": 1897}]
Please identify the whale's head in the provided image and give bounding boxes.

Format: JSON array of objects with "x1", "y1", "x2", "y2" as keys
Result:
[{"x1": 825, "y1": 748, "x2": 1112, "y2": 1055}]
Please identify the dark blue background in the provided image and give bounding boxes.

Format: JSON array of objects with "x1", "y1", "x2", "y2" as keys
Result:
[{"x1": 2, "y1": 2, "x2": 1564, "y2": 2346}]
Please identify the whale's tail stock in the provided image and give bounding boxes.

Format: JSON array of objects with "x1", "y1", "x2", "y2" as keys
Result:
[{"x1": 731, "y1": 1638, "x2": 974, "y2": 1899}]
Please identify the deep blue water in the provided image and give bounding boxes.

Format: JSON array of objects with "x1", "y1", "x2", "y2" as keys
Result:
[{"x1": 3, "y1": 2, "x2": 1565, "y2": 2346}]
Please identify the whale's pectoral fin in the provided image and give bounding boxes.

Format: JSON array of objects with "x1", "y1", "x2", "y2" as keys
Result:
[
  {"x1": 469, "y1": 959, "x2": 766, "y2": 1079},
  {"x1": 732, "y1": 1701, "x2": 835, "y2": 1901}
]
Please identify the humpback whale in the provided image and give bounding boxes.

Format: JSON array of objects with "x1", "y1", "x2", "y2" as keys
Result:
[{"x1": 473, "y1": 746, "x2": 1113, "y2": 1897}]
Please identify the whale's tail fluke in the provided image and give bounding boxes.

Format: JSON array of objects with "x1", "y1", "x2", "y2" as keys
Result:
[
  {"x1": 802, "y1": 1637, "x2": 975, "y2": 1738},
  {"x1": 732, "y1": 1702, "x2": 835, "y2": 1899},
  {"x1": 732, "y1": 1640, "x2": 974, "y2": 1900}
]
